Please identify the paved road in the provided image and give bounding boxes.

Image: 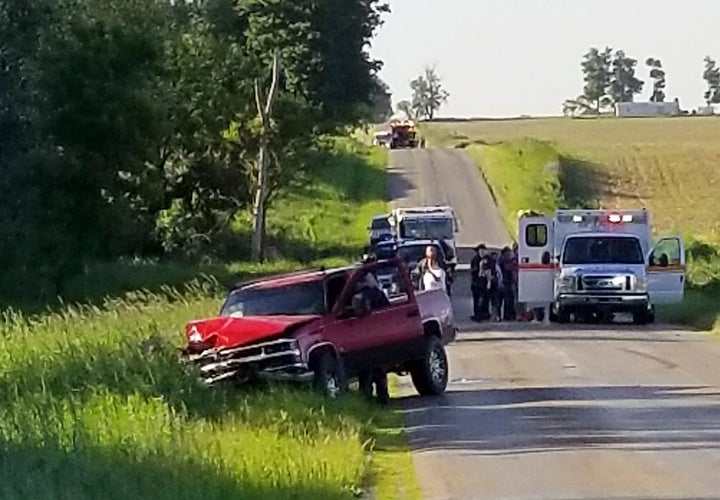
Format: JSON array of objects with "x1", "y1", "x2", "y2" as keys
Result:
[
  {"x1": 390, "y1": 149, "x2": 720, "y2": 500},
  {"x1": 389, "y1": 148, "x2": 510, "y2": 251}
]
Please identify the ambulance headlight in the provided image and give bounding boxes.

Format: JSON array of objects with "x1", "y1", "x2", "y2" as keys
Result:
[
  {"x1": 635, "y1": 276, "x2": 647, "y2": 292},
  {"x1": 558, "y1": 275, "x2": 576, "y2": 292}
]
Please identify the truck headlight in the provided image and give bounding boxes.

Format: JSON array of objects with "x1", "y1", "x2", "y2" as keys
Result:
[
  {"x1": 558, "y1": 275, "x2": 575, "y2": 292},
  {"x1": 635, "y1": 276, "x2": 647, "y2": 292}
]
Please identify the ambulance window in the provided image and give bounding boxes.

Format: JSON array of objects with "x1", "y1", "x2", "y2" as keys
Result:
[
  {"x1": 526, "y1": 224, "x2": 548, "y2": 247},
  {"x1": 651, "y1": 238, "x2": 681, "y2": 267}
]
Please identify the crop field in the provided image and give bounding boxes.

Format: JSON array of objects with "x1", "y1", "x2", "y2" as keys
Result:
[
  {"x1": 426, "y1": 117, "x2": 720, "y2": 238},
  {"x1": 424, "y1": 117, "x2": 720, "y2": 331},
  {"x1": 0, "y1": 141, "x2": 418, "y2": 499}
]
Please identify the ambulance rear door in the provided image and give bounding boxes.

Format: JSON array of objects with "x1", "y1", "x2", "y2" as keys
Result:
[{"x1": 518, "y1": 216, "x2": 555, "y2": 304}]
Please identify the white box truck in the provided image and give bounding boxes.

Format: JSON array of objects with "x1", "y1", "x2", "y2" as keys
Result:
[
  {"x1": 518, "y1": 209, "x2": 685, "y2": 324},
  {"x1": 389, "y1": 206, "x2": 458, "y2": 266}
]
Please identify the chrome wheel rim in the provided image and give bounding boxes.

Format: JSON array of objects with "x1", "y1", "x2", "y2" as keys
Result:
[
  {"x1": 326, "y1": 372, "x2": 340, "y2": 398},
  {"x1": 429, "y1": 347, "x2": 446, "y2": 384}
]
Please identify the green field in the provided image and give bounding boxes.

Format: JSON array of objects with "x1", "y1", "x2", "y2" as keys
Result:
[
  {"x1": 0, "y1": 140, "x2": 418, "y2": 499},
  {"x1": 424, "y1": 117, "x2": 720, "y2": 332}
]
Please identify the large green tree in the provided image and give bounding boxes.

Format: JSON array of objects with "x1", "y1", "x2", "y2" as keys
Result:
[
  {"x1": 646, "y1": 57, "x2": 666, "y2": 102},
  {"x1": 580, "y1": 47, "x2": 613, "y2": 113},
  {"x1": 609, "y1": 50, "x2": 644, "y2": 103},
  {"x1": 410, "y1": 66, "x2": 449, "y2": 120},
  {"x1": 0, "y1": 0, "x2": 391, "y2": 293},
  {"x1": 703, "y1": 56, "x2": 720, "y2": 105}
]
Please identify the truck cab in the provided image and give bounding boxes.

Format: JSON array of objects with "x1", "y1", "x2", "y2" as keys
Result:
[{"x1": 518, "y1": 210, "x2": 685, "y2": 324}]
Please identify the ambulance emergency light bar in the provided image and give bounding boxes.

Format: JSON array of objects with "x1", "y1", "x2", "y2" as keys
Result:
[{"x1": 558, "y1": 210, "x2": 647, "y2": 225}]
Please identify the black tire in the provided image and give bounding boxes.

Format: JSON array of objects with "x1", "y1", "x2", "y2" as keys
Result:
[
  {"x1": 555, "y1": 307, "x2": 571, "y2": 324},
  {"x1": 410, "y1": 336, "x2": 449, "y2": 396},
  {"x1": 313, "y1": 352, "x2": 347, "y2": 398},
  {"x1": 632, "y1": 310, "x2": 648, "y2": 325},
  {"x1": 633, "y1": 306, "x2": 654, "y2": 325}
]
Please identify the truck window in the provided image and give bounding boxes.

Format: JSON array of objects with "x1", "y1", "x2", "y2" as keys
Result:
[
  {"x1": 373, "y1": 264, "x2": 409, "y2": 302},
  {"x1": 221, "y1": 282, "x2": 325, "y2": 317},
  {"x1": 325, "y1": 274, "x2": 348, "y2": 311},
  {"x1": 371, "y1": 218, "x2": 390, "y2": 230},
  {"x1": 526, "y1": 224, "x2": 548, "y2": 247},
  {"x1": 400, "y1": 219, "x2": 453, "y2": 240},
  {"x1": 562, "y1": 236, "x2": 644, "y2": 265}
]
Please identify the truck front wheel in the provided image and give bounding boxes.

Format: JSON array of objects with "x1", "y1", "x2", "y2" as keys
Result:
[
  {"x1": 410, "y1": 336, "x2": 449, "y2": 396},
  {"x1": 313, "y1": 352, "x2": 347, "y2": 398},
  {"x1": 633, "y1": 306, "x2": 655, "y2": 325}
]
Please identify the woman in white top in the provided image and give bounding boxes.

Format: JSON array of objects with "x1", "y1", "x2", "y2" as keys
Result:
[{"x1": 420, "y1": 245, "x2": 447, "y2": 291}]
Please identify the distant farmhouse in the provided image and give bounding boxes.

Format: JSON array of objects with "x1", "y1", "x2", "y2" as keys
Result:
[{"x1": 615, "y1": 101, "x2": 680, "y2": 117}]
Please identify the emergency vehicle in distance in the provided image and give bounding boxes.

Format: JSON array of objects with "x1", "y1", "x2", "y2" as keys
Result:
[
  {"x1": 389, "y1": 206, "x2": 458, "y2": 267},
  {"x1": 389, "y1": 120, "x2": 421, "y2": 149},
  {"x1": 517, "y1": 209, "x2": 685, "y2": 324}
]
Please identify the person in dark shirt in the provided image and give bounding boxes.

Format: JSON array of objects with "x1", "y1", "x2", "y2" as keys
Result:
[
  {"x1": 499, "y1": 246, "x2": 516, "y2": 321},
  {"x1": 470, "y1": 244, "x2": 487, "y2": 321},
  {"x1": 355, "y1": 272, "x2": 390, "y2": 404},
  {"x1": 483, "y1": 252, "x2": 503, "y2": 322}
]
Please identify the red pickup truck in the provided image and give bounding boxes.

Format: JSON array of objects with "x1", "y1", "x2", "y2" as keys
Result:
[{"x1": 183, "y1": 259, "x2": 456, "y2": 397}]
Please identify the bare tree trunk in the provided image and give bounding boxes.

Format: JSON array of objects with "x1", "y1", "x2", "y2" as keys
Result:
[{"x1": 250, "y1": 51, "x2": 280, "y2": 262}]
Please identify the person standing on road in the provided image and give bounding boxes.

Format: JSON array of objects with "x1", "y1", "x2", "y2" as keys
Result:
[
  {"x1": 354, "y1": 272, "x2": 391, "y2": 404},
  {"x1": 470, "y1": 244, "x2": 487, "y2": 321},
  {"x1": 500, "y1": 246, "x2": 516, "y2": 321},
  {"x1": 418, "y1": 245, "x2": 447, "y2": 292},
  {"x1": 512, "y1": 242, "x2": 522, "y2": 320},
  {"x1": 480, "y1": 252, "x2": 502, "y2": 322}
]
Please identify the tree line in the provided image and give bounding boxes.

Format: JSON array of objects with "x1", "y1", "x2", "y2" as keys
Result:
[
  {"x1": 564, "y1": 47, "x2": 720, "y2": 115},
  {"x1": 0, "y1": 0, "x2": 390, "y2": 296}
]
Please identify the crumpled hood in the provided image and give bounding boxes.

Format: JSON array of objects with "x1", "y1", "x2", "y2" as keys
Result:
[{"x1": 185, "y1": 315, "x2": 321, "y2": 350}]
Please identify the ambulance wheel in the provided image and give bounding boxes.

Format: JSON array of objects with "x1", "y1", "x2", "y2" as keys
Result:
[
  {"x1": 632, "y1": 309, "x2": 649, "y2": 325},
  {"x1": 556, "y1": 308, "x2": 571, "y2": 324},
  {"x1": 633, "y1": 306, "x2": 655, "y2": 325}
]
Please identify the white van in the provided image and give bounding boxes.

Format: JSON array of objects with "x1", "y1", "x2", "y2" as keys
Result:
[{"x1": 518, "y1": 209, "x2": 685, "y2": 324}]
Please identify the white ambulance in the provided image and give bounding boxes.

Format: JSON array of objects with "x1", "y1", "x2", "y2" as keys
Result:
[
  {"x1": 518, "y1": 209, "x2": 685, "y2": 324},
  {"x1": 389, "y1": 206, "x2": 458, "y2": 266}
]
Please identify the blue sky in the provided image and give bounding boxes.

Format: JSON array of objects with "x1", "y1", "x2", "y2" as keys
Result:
[{"x1": 370, "y1": 0, "x2": 720, "y2": 117}]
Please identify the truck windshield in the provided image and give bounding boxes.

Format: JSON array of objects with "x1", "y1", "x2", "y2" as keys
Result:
[
  {"x1": 220, "y1": 282, "x2": 326, "y2": 317},
  {"x1": 563, "y1": 236, "x2": 644, "y2": 265},
  {"x1": 400, "y1": 218, "x2": 453, "y2": 240}
]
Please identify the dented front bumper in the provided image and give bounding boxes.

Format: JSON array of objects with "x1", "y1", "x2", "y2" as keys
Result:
[{"x1": 182, "y1": 338, "x2": 312, "y2": 385}]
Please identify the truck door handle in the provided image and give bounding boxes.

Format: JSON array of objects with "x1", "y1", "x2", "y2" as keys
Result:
[{"x1": 407, "y1": 309, "x2": 420, "y2": 318}]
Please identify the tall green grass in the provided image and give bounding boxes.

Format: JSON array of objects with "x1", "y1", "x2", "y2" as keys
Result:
[
  {"x1": 0, "y1": 140, "x2": 414, "y2": 498},
  {"x1": 466, "y1": 140, "x2": 563, "y2": 238},
  {"x1": 0, "y1": 281, "x2": 375, "y2": 499},
  {"x1": 264, "y1": 137, "x2": 388, "y2": 261}
]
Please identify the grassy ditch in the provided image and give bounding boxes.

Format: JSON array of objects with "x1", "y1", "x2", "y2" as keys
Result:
[
  {"x1": 0, "y1": 140, "x2": 418, "y2": 498},
  {"x1": 427, "y1": 118, "x2": 720, "y2": 334}
]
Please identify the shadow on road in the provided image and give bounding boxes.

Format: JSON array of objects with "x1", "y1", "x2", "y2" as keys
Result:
[
  {"x1": 387, "y1": 165, "x2": 415, "y2": 202},
  {"x1": 399, "y1": 385, "x2": 720, "y2": 456}
]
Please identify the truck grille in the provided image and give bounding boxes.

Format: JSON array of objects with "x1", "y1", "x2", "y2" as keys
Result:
[{"x1": 581, "y1": 275, "x2": 626, "y2": 291}]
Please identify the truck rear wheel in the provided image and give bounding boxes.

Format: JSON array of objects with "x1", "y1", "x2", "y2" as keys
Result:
[
  {"x1": 410, "y1": 336, "x2": 448, "y2": 396},
  {"x1": 313, "y1": 352, "x2": 347, "y2": 398}
]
